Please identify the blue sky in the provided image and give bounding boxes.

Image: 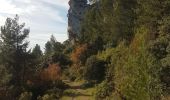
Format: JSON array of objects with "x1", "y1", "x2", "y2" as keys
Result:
[{"x1": 0, "y1": 0, "x2": 69, "y2": 50}]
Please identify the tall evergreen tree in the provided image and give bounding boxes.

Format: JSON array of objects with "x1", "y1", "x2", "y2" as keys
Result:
[
  {"x1": 0, "y1": 15, "x2": 30, "y2": 85},
  {"x1": 45, "y1": 35, "x2": 64, "y2": 55},
  {"x1": 32, "y1": 44, "x2": 42, "y2": 58},
  {"x1": 45, "y1": 41, "x2": 53, "y2": 55}
]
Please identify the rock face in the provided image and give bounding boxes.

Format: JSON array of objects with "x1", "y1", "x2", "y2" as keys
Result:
[{"x1": 68, "y1": 0, "x2": 88, "y2": 41}]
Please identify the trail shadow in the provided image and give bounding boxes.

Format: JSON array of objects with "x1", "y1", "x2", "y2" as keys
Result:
[
  {"x1": 64, "y1": 92, "x2": 92, "y2": 97},
  {"x1": 69, "y1": 85, "x2": 81, "y2": 89}
]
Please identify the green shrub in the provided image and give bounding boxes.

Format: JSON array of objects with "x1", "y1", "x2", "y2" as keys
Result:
[
  {"x1": 0, "y1": 65, "x2": 12, "y2": 87},
  {"x1": 112, "y1": 32, "x2": 163, "y2": 100},
  {"x1": 19, "y1": 92, "x2": 32, "y2": 100},
  {"x1": 37, "y1": 88, "x2": 63, "y2": 100},
  {"x1": 94, "y1": 81, "x2": 114, "y2": 100},
  {"x1": 67, "y1": 65, "x2": 84, "y2": 81},
  {"x1": 84, "y1": 55, "x2": 106, "y2": 82}
]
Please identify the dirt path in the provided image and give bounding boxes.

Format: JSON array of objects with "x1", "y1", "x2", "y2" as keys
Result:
[{"x1": 61, "y1": 80, "x2": 95, "y2": 100}]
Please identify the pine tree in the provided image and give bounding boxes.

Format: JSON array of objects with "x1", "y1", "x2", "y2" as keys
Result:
[
  {"x1": 45, "y1": 41, "x2": 53, "y2": 55},
  {"x1": 0, "y1": 15, "x2": 30, "y2": 86},
  {"x1": 32, "y1": 44, "x2": 42, "y2": 58},
  {"x1": 45, "y1": 35, "x2": 64, "y2": 55}
]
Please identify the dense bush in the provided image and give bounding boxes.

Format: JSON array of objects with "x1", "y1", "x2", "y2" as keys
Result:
[
  {"x1": 94, "y1": 81, "x2": 114, "y2": 100},
  {"x1": 50, "y1": 53, "x2": 71, "y2": 67},
  {"x1": 67, "y1": 64, "x2": 84, "y2": 81},
  {"x1": 112, "y1": 32, "x2": 163, "y2": 100},
  {"x1": 0, "y1": 65, "x2": 12, "y2": 87},
  {"x1": 84, "y1": 55, "x2": 106, "y2": 82}
]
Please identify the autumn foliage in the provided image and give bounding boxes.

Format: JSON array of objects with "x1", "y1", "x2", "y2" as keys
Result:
[
  {"x1": 70, "y1": 44, "x2": 88, "y2": 64},
  {"x1": 26, "y1": 63, "x2": 62, "y2": 88},
  {"x1": 40, "y1": 63, "x2": 61, "y2": 81}
]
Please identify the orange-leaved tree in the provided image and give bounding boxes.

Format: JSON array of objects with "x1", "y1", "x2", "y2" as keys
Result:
[
  {"x1": 70, "y1": 44, "x2": 88, "y2": 65},
  {"x1": 40, "y1": 63, "x2": 61, "y2": 82}
]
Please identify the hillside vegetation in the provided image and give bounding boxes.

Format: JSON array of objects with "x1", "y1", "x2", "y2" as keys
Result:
[{"x1": 0, "y1": 0, "x2": 170, "y2": 100}]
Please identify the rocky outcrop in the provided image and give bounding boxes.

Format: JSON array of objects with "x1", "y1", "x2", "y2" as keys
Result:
[{"x1": 68, "y1": 0, "x2": 89, "y2": 41}]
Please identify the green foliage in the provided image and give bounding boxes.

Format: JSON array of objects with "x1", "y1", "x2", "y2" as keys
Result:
[
  {"x1": 32, "y1": 44, "x2": 42, "y2": 58},
  {"x1": 37, "y1": 88, "x2": 63, "y2": 100},
  {"x1": 94, "y1": 81, "x2": 114, "y2": 100},
  {"x1": 97, "y1": 48, "x2": 115, "y2": 62},
  {"x1": 81, "y1": 0, "x2": 136, "y2": 45},
  {"x1": 37, "y1": 94, "x2": 59, "y2": 100},
  {"x1": 0, "y1": 0, "x2": 170, "y2": 99},
  {"x1": 63, "y1": 89, "x2": 79, "y2": 97},
  {"x1": 0, "y1": 15, "x2": 30, "y2": 66},
  {"x1": 31, "y1": 44, "x2": 43, "y2": 66},
  {"x1": 62, "y1": 40, "x2": 74, "y2": 55},
  {"x1": 50, "y1": 52, "x2": 71, "y2": 67},
  {"x1": 112, "y1": 32, "x2": 162, "y2": 100},
  {"x1": 136, "y1": 0, "x2": 162, "y2": 27},
  {"x1": 84, "y1": 55, "x2": 106, "y2": 82},
  {"x1": 67, "y1": 65, "x2": 84, "y2": 81},
  {"x1": 88, "y1": 37, "x2": 104, "y2": 54},
  {"x1": 45, "y1": 41, "x2": 53, "y2": 55},
  {"x1": 45, "y1": 35, "x2": 64, "y2": 55},
  {"x1": 80, "y1": 4, "x2": 101, "y2": 43},
  {"x1": 0, "y1": 15, "x2": 31, "y2": 86},
  {"x1": 19, "y1": 92, "x2": 32, "y2": 100},
  {"x1": 148, "y1": 0, "x2": 170, "y2": 94},
  {"x1": 0, "y1": 65, "x2": 12, "y2": 87},
  {"x1": 80, "y1": 0, "x2": 170, "y2": 99}
]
